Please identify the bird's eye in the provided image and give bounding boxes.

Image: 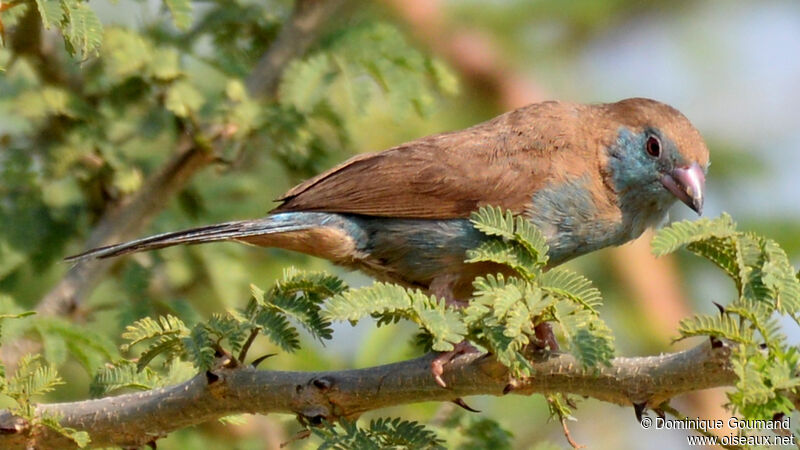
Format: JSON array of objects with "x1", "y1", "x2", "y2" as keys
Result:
[{"x1": 645, "y1": 135, "x2": 661, "y2": 158}]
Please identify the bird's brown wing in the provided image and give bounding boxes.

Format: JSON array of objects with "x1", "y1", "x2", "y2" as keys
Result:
[{"x1": 272, "y1": 102, "x2": 586, "y2": 219}]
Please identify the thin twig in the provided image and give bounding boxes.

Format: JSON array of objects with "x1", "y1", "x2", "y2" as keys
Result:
[
  {"x1": 238, "y1": 328, "x2": 261, "y2": 364},
  {"x1": 559, "y1": 415, "x2": 584, "y2": 449}
]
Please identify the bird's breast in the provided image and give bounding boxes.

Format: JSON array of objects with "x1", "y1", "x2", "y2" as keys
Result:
[{"x1": 525, "y1": 175, "x2": 629, "y2": 265}]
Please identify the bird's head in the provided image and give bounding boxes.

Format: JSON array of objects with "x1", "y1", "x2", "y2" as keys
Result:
[{"x1": 602, "y1": 98, "x2": 709, "y2": 217}]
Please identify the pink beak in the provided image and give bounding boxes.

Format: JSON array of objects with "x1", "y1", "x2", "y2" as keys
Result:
[{"x1": 660, "y1": 162, "x2": 705, "y2": 215}]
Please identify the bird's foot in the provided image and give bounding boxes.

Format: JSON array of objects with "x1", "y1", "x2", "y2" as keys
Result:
[
  {"x1": 534, "y1": 322, "x2": 560, "y2": 352},
  {"x1": 431, "y1": 340, "x2": 479, "y2": 388}
]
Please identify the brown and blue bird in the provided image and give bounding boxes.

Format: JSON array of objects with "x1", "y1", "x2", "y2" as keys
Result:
[{"x1": 69, "y1": 98, "x2": 709, "y2": 379}]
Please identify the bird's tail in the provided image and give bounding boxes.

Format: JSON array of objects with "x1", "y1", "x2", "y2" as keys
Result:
[{"x1": 65, "y1": 214, "x2": 317, "y2": 262}]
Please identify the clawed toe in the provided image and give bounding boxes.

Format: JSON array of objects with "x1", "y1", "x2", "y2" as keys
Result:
[{"x1": 430, "y1": 341, "x2": 478, "y2": 388}]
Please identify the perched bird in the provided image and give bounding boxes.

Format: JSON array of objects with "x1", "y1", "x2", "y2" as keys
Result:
[{"x1": 68, "y1": 98, "x2": 708, "y2": 381}]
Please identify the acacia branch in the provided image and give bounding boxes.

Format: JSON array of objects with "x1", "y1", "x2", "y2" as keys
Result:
[{"x1": 0, "y1": 341, "x2": 734, "y2": 449}]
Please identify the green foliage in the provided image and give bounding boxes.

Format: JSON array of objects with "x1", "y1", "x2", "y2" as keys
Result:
[
  {"x1": 312, "y1": 418, "x2": 445, "y2": 450},
  {"x1": 5, "y1": 0, "x2": 192, "y2": 57},
  {"x1": 90, "y1": 360, "x2": 163, "y2": 398},
  {"x1": 279, "y1": 22, "x2": 459, "y2": 118},
  {"x1": 120, "y1": 269, "x2": 345, "y2": 371},
  {"x1": 466, "y1": 206, "x2": 614, "y2": 375},
  {"x1": 654, "y1": 214, "x2": 800, "y2": 430},
  {"x1": 2, "y1": 1, "x2": 798, "y2": 447},
  {"x1": 327, "y1": 206, "x2": 614, "y2": 376},
  {"x1": 0, "y1": 352, "x2": 89, "y2": 447},
  {"x1": 653, "y1": 213, "x2": 800, "y2": 320},
  {"x1": 34, "y1": 317, "x2": 118, "y2": 372},
  {"x1": 468, "y1": 206, "x2": 549, "y2": 269},
  {"x1": 61, "y1": 1, "x2": 103, "y2": 58},
  {"x1": 326, "y1": 283, "x2": 467, "y2": 352},
  {"x1": 39, "y1": 412, "x2": 91, "y2": 448},
  {"x1": 436, "y1": 411, "x2": 514, "y2": 450},
  {"x1": 164, "y1": 0, "x2": 193, "y2": 30},
  {"x1": 270, "y1": 20, "x2": 459, "y2": 176}
]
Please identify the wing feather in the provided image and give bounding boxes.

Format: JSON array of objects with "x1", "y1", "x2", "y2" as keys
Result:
[{"x1": 272, "y1": 101, "x2": 590, "y2": 219}]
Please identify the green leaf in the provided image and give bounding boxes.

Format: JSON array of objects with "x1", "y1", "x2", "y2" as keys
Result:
[
  {"x1": 40, "y1": 412, "x2": 91, "y2": 448},
  {"x1": 122, "y1": 315, "x2": 188, "y2": 350},
  {"x1": 182, "y1": 326, "x2": 215, "y2": 370},
  {"x1": 314, "y1": 418, "x2": 444, "y2": 450},
  {"x1": 0, "y1": 311, "x2": 36, "y2": 341},
  {"x1": 63, "y1": 2, "x2": 103, "y2": 58},
  {"x1": 427, "y1": 58, "x2": 459, "y2": 96},
  {"x1": 469, "y1": 206, "x2": 516, "y2": 241},
  {"x1": 437, "y1": 412, "x2": 513, "y2": 450},
  {"x1": 164, "y1": 0, "x2": 193, "y2": 30},
  {"x1": 165, "y1": 80, "x2": 204, "y2": 118},
  {"x1": 250, "y1": 307, "x2": 300, "y2": 352},
  {"x1": 137, "y1": 338, "x2": 183, "y2": 371},
  {"x1": 552, "y1": 302, "x2": 614, "y2": 368},
  {"x1": 90, "y1": 361, "x2": 163, "y2": 398},
  {"x1": 512, "y1": 216, "x2": 549, "y2": 265},
  {"x1": 651, "y1": 213, "x2": 737, "y2": 256},
  {"x1": 762, "y1": 238, "x2": 800, "y2": 317},
  {"x1": 148, "y1": 47, "x2": 182, "y2": 80},
  {"x1": 686, "y1": 237, "x2": 739, "y2": 280},
  {"x1": 326, "y1": 283, "x2": 415, "y2": 323},
  {"x1": 35, "y1": 0, "x2": 64, "y2": 29},
  {"x1": 466, "y1": 240, "x2": 538, "y2": 278},
  {"x1": 279, "y1": 54, "x2": 335, "y2": 113},
  {"x1": 35, "y1": 318, "x2": 118, "y2": 372},
  {"x1": 326, "y1": 283, "x2": 466, "y2": 352},
  {"x1": 102, "y1": 28, "x2": 153, "y2": 80},
  {"x1": 8, "y1": 355, "x2": 64, "y2": 402},
  {"x1": 675, "y1": 314, "x2": 752, "y2": 344},
  {"x1": 205, "y1": 314, "x2": 249, "y2": 354},
  {"x1": 467, "y1": 206, "x2": 549, "y2": 274},
  {"x1": 539, "y1": 268, "x2": 602, "y2": 312}
]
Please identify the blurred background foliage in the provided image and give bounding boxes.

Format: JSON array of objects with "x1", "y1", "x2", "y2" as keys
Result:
[{"x1": 0, "y1": 0, "x2": 798, "y2": 448}]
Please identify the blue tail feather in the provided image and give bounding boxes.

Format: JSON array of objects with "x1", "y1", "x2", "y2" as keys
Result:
[{"x1": 64, "y1": 213, "x2": 321, "y2": 262}]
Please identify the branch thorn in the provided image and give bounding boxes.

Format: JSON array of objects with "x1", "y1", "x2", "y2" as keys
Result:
[
  {"x1": 452, "y1": 397, "x2": 480, "y2": 413},
  {"x1": 205, "y1": 370, "x2": 220, "y2": 384},
  {"x1": 251, "y1": 353, "x2": 277, "y2": 368}
]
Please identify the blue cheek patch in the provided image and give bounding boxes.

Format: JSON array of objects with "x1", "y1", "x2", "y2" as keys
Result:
[{"x1": 607, "y1": 127, "x2": 652, "y2": 192}]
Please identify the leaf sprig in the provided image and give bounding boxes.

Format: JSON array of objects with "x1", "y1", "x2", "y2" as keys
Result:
[
  {"x1": 325, "y1": 206, "x2": 615, "y2": 376},
  {"x1": 653, "y1": 213, "x2": 800, "y2": 422}
]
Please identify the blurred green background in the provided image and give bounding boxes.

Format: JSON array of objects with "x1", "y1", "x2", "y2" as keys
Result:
[{"x1": 1, "y1": 0, "x2": 798, "y2": 448}]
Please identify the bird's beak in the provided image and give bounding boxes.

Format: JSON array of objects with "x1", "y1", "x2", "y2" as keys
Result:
[{"x1": 660, "y1": 162, "x2": 705, "y2": 215}]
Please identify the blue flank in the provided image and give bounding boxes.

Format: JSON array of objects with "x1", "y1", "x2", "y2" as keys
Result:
[
  {"x1": 356, "y1": 217, "x2": 483, "y2": 283},
  {"x1": 525, "y1": 175, "x2": 619, "y2": 265},
  {"x1": 267, "y1": 212, "x2": 481, "y2": 284}
]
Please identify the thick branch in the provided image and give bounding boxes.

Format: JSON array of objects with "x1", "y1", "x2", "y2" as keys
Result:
[{"x1": 0, "y1": 341, "x2": 734, "y2": 449}]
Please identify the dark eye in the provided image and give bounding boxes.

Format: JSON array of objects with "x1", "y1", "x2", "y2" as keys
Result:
[{"x1": 646, "y1": 135, "x2": 661, "y2": 158}]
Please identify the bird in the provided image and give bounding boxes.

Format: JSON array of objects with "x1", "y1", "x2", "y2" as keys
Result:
[{"x1": 68, "y1": 98, "x2": 709, "y2": 383}]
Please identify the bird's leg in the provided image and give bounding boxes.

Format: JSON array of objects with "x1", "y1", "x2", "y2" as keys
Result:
[
  {"x1": 431, "y1": 340, "x2": 477, "y2": 388},
  {"x1": 429, "y1": 275, "x2": 478, "y2": 388},
  {"x1": 533, "y1": 321, "x2": 560, "y2": 352}
]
